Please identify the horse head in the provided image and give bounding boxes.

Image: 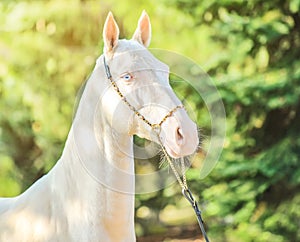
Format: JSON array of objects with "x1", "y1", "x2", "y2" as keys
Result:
[{"x1": 100, "y1": 11, "x2": 199, "y2": 158}]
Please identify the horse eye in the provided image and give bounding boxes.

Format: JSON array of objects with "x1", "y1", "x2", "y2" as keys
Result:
[{"x1": 121, "y1": 73, "x2": 133, "y2": 81}]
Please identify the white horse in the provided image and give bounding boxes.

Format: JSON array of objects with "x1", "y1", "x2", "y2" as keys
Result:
[{"x1": 0, "y1": 11, "x2": 199, "y2": 242}]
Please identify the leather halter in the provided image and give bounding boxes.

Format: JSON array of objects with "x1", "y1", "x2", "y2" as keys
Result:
[{"x1": 103, "y1": 56, "x2": 184, "y2": 133}]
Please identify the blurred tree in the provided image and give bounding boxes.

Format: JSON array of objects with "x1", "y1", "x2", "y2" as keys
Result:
[
  {"x1": 0, "y1": 0, "x2": 105, "y2": 193},
  {"x1": 165, "y1": 0, "x2": 300, "y2": 241}
]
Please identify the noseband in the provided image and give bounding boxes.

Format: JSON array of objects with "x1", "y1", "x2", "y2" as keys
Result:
[{"x1": 103, "y1": 56, "x2": 210, "y2": 242}]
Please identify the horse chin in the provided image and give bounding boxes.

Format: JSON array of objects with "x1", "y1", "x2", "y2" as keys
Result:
[{"x1": 164, "y1": 145, "x2": 183, "y2": 159}]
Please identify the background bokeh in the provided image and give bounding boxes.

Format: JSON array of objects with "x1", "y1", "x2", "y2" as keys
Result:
[{"x1": 1, "y1": 0, "x2": 300, "y2": 241}]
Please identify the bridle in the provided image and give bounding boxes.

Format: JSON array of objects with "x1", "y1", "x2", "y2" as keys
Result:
[
  {"x1": 103, "y1": 56, "x2": 210, "y2": 242},
  {"x1": 103, "y1": 56, "x2": 184, "y2": 132}
]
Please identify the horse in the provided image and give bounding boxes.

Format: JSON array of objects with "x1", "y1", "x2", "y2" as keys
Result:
[{"x1": 0, "y1": 11, "x2": 199, "y2": 242}]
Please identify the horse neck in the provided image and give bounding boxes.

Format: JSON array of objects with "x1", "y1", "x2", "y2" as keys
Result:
[{"x1": 53, "y1": 60, "x2": 135, "y2": 223}]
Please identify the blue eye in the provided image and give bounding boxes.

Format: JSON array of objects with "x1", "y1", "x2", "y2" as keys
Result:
[{"x1": 121, "y1": 73, "x2": 132, "y2": 81}]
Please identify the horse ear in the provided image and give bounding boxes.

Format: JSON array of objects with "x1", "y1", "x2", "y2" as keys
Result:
[
  {"x1": 103, "y1": 12, "x2": 119, "y2": 56},
  {"x1": 132, "y1": 10, "x2": 151, "y2": 48}
]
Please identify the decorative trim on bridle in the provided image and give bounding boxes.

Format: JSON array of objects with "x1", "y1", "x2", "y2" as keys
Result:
[
  {"x1": 103, "y1": 56, "x2": 210, "y2": 242},
  {"x1": 103, "y1": 56, "x2": 184, "y2": 131}
]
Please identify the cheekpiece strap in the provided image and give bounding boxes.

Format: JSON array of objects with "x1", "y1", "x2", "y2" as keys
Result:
[{"x1": 103, "y1": 56, "x2": 112, "y2": 80}]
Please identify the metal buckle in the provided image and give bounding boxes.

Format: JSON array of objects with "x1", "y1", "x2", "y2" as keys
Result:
[{"x1": 151, "y1": 124, "x2": 161, "y2": 135}]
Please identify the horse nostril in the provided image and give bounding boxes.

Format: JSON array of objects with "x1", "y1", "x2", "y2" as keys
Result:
[{"x1": 176, "y1": 128, "x2": 184, "y2": 145}]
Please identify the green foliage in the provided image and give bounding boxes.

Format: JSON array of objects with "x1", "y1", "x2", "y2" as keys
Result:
[
  {"x1": 165, "y1": 0, "x2": 300, "y2": 240},
  {"x1": 0, "y1": 0, "x2": 102, "y2": 191},
  {"x1": 1, "y1": 0, "x2": 300, "y2": 241}
]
